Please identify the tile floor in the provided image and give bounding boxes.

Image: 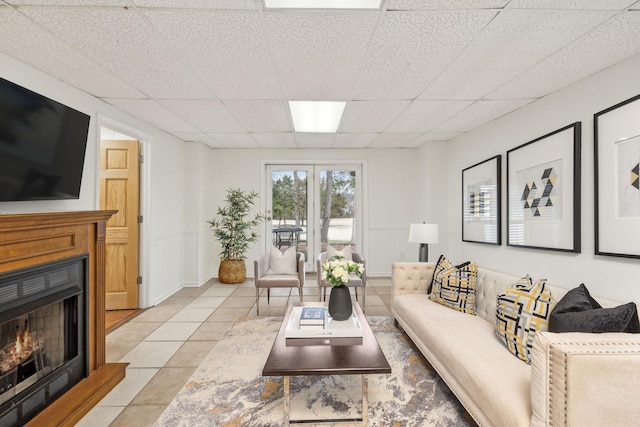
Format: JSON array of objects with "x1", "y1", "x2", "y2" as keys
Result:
[{"x1": 77, "y1": 276, "x2": 393, "y2": 426}]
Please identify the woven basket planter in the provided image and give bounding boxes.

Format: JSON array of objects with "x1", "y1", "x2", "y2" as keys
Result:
[{"x1": 218, "y1": 259, "x2": 246, "y2": 284}]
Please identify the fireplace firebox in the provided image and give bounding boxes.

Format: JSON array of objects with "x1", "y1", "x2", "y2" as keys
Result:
[{"x1": 0, "y1": 255, "x2": 87, "y2": 426}]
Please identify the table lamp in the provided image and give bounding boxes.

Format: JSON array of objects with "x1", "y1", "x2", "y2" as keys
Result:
[{"x1": 409, "y1": 223, "x2": 439, "y2": 262}]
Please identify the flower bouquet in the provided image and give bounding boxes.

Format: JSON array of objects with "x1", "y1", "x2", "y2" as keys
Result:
[{"x1": 321, "y1": 253, "x2": 364, "y2": 287}]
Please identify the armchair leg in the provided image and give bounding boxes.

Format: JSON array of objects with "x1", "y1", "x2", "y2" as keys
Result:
[
  {"x1": 299, "y1": 286, "x2": 303, "y2": 302},
  {"x1": 256, "y1": 288, "x2": 260, "y2": 316},
  {"x1": 267, "y1": 288, "x2": 270, "y2": 304}
]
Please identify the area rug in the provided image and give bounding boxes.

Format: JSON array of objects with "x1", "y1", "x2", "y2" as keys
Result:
[{"x1": 154, "y1": 316, "x2": 476, "y2": 427}]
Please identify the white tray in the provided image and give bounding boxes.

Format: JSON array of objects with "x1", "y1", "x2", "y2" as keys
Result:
[{"x1": 285, "y1": 306, "x2": 363, "y2": 338}]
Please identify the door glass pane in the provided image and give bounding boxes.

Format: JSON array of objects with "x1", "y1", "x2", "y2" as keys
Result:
[
  {"x1": 271, "y1": 170, "x2": 308, "y2": 260},
  {"x1": 319, "y1": 169, "x2": 357, "y2": 253}
]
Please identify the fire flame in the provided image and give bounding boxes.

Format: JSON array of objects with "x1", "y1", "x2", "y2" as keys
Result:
[{"x1": 15, "y1": 327, "x2": 32, "y2": 356}]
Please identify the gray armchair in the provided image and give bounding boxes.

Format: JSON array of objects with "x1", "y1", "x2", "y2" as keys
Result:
[
  {"x1": 317, "y1": 251, "x2": 366, "y2": 312},
  {"x1": 254, "y1": 251, "x2": 305, "y2": 316}
]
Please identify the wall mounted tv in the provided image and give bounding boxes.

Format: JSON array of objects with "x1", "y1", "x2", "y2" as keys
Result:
[{"x1": 0, "y1": 76, "x2": 90, "y2": 202}]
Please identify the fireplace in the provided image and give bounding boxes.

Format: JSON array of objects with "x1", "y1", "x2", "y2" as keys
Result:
[{"x1": 0, "y1": 256, "x2": 87, "y2": 426}]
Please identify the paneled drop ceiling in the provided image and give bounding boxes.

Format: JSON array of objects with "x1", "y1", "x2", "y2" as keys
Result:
[{"x1": 1, "y1": 0, "x2": 639, "y2": 149}]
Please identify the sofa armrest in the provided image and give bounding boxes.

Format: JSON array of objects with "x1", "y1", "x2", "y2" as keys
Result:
[
  {"x1": 530, "y1": 331, "x2": 640, "y2": 427},
  {"x1": 391, "y1": 262, "x2": 435, "y2": 298}
]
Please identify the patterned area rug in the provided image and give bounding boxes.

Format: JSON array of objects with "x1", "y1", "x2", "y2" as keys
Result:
[{"x1": 154, "y1": 316, "x2": 476, "y2": 427}]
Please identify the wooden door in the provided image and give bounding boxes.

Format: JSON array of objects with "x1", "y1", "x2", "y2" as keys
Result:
[{"x1": 100, "y1": 139, "x2": 140, "y2": 310}]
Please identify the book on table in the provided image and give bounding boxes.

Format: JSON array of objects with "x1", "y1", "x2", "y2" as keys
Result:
[{"x1": 299, "y1": 306, "x2": 326, "y2": 328}]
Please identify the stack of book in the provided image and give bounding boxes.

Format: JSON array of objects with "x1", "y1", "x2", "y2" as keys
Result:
[{"x1": 299, "y1": 306, "x2": 326, "y2": 329}]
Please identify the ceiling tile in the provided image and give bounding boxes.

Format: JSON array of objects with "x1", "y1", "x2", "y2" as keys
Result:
[
  {"x1": 252, "y1": 133, "x2": 297, "y2": 148},
  {"x1": 419, "y1": 9, "x2": 615, "y2": 100},
  {"x1": 369, "y1": 132, "x2": 422, "y2": 148},
  {"x1": 384, "y1": 0, "x2": 508, "y2": 10},
  {"x1": 19, "y1": 7, "x2": 215, "y2": 99},
  {"x1": 171, "y1": 132, "x2": 222, "y2": 147},
  {"x1": 386, "y1": 100, "x2": 474, "y2": 132},
  {"x1": 144, "y1": 10, "x2": 282, "y2": 100},
  {"x1": 340, "y1": 100, "x2": 411, "y2": 132},
  {"x1": 207, "y1": 133, "x2": 260, "y2": 148},
  {"x1": 353, "y1": 10, "x2": 497, "y2": 100},
  {"x1": 334, "y1": 133, "x2": 379, "y2": 148},
  {"x1": 222, "y1": 100, "x2": 291, "y2": 132},
  {"x1": 0, "y1": 7, "x2": 145, "y2": 98},
  {"x1": 505, "y1": 0, "x2": 635, "y2": 10},
  {"x1": 411, "y1": 132, "x2": 464, "y2": 145},
  {"x1": 487, "y1": 11, "x2": 640, "y2": 99},
  {"x1": 106, "y1": 99, "x2": 199, "y2": 132},
  {"x1": 158, "y1": 100, "x2": 246, "y2": 132},
  {"x1": 294, "y1": 133, "x2": 336, "y2": 149},
  {"x1": 433, "y1": 99, "x2": 534, "y2": 133},
  {"x1": 263, "y1": 12, "x2": 379, "y2": 100},
  {"x1": 7, "y1": 0, "x2": 128, "y2": 4},
  {"x1": 133, "y1": 0, "x2": 258, "y2": 9}
]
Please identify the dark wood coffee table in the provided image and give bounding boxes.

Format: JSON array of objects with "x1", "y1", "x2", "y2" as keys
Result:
[{"x1": 262, "y1": 301, "x2": 391, "y2": 426}]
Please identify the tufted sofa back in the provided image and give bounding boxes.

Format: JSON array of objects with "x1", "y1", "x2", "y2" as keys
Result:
[{"x1": 392, "y1": 262, "x2": 620, "y2": 324}]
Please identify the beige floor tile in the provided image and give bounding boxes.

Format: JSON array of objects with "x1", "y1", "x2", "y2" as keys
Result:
[
  {"x1": 189, "y1": 321, "x2": 233, "y2": 341},
  {"x1": 144, "y1": 321, "x2": 201, "y2": 341},
  {"x1": 156, "y1": 295, "x2": 196, "y2": 308},
  {"x1": 220, "y1": 295, "x2": 257, "y2": 308},
  {"x1": 131, "y1": 367, "x2": 197, "y2": 405},
  {"x1": 173, "y1": 286, "x2": 207, "y2": 297},
  {"x1": 169, "y1": 306, "x2": 216, "y2": 322},
  {"x1": 106, "y1": 321, "x2": 162, "y2": 342},
  {"x1": 75, "y1": 406, "x2": 124, "y2": 427},
  {"x1": 131, "y1": 305, "x2": 182, "y2": 323},
  {"x1": 186, "y1": 296, "x2": 226, "y2": 308},
  {"x1": 110, "y1": 404, "x2": 167, "y2": 427},
  {"x1": 98, "y1": 368, "x2": 159, "y2": 406},
  {"x1": 362, "y1": 294, "x2": 384, "y2": 306},
  {"x1": 201, "y1": 286, "x2": 236, "y2": 297},
  {"x1": 106, "y1": 340, "x2": 139, "y2": 363},
  {"x1": 363, "y1": 305, "x2": 391, "y2": 316},
  {"x1": 120, "y1": 341, "x2": 183, "y2": 368},
  {"x1": 231, "y1": 286, "x2": 257, "y2": 297},
  {"x1": 206, "y1": 306, "x2": 251, "y2": 322},
  {"x1": 164, "y1": 340, "x2": 217, "y2": 367}
]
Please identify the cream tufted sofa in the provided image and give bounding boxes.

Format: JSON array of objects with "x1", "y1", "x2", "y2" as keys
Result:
[{"x1": 391, "y1": 262, "x2": 640, "y2": 427}]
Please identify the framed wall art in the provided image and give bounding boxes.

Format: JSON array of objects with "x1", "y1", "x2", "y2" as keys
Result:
[
  {"x1": 594, "y1": 93, "x2": 640, "y2": 258},
  {"x1": 506, "y1": 122, "x2": 581, "y2": 252},
  {"x1": 462, "y1": 155, "x2": 501, "y2": 245}
]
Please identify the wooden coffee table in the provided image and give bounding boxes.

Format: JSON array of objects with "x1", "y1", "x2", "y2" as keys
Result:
[{"x1": 262, "y1": 301, "x2": 391, "y2": 426}]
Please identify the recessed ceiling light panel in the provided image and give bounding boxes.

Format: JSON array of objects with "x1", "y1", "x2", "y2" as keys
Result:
[
  {"x1": 264, "y1": 0, "x2": 381, "y2": 10},
  {"x1": 289, "y1": 101, "x2": 346, "y2": 133}
]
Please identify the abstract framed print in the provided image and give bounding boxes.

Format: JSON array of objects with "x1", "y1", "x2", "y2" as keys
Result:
[
  {"x1": 462, "y1": 155, "x2": 501, "y2": 245},
  {"x1": 507, "y1": 123, "x2": 581, "y2": 252},
  {"x1": 594, "y1": 93, "x2": 640, "y2": 258}
]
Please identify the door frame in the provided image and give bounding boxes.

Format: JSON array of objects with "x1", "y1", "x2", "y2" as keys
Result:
[
  {"x1": 97, "y1": 114, "x2": 151, "y2": 308},
  {"x1": 261, "y1": 159, "x2": 368, "y2": 272}
]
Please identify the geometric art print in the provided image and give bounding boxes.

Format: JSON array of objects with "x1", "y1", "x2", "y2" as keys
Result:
[
  {"x1": 517, "y1": 159, "x2": 563, "y2": 220},
  {"x1": 466, "y1": 179, "x2": 493, "y2": 222},
  {"x1": 617, "y1": 135, "x2": 640, "y2": 218}
]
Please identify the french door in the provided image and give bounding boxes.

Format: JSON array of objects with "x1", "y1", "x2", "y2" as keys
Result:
[{"x1": 265, "y1": 164, "x2": 362, "y2": 272}]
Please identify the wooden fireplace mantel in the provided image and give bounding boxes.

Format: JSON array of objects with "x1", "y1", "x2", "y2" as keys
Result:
[{"x1": 0, "y1": 210, "x2": 127, "y2": 426}]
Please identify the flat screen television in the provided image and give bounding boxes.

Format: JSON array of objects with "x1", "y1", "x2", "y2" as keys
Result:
[{"x1": 0, "y1": 77, "x2": 90, "y2": 202}]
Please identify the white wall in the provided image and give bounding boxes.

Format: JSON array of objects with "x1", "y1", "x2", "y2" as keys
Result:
[
  {"x1": 0, "y1": 53, "x2": 187, "y2": 308},
  {"x1": 444, "y1": 53, "x2": 640, "y2": 304},
  {"x1": 188, "y1": 147, "x2": 423, "y2": 285}
]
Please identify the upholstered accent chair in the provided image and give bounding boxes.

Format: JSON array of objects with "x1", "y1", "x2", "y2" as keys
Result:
[
  {"x1": 317, "y1": 251, "x2": 366, "y2": 312},
  {"x1": 254, "y1": 249, "x2": 305, "y2": 316}
]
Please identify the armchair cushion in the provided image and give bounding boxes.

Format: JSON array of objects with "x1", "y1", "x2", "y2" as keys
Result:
[
  {"x1": 267, "y1": 246, "x2": 297, "y2": 275},
  {"x1": 327, "y1": 244, "x2": 352, "y2": 261}
]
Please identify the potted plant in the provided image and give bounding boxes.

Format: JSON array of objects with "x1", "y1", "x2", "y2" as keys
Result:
[{"x1": 208, "y1": 188, "x2": 264, "y2": 284}]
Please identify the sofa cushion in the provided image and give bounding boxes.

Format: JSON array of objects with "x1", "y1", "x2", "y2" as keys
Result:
[
  {"x1": 549, "y1": 283, "x2": 640, "y2": 333},
  {"x1": 430, "y1": 262, "x2": 478, "y2": 315},
  {"x1": 495, "y1": 277, "x2": 555, "y2": 363},
  {"x1": 268, "y1": 246, "x2": 297, "y2": 275}
]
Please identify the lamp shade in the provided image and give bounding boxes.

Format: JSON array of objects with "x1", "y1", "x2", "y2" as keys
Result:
[{"x1": 409, "y1": 223, "x2": 439, "y2": 244}]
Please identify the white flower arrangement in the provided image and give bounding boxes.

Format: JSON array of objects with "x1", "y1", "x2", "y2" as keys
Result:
[{"x1": 321, "y1": 252, "x2": 364, "y2": 288}]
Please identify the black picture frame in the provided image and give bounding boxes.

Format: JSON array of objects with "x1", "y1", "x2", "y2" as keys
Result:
[
  {"x1": 506, "y1": 122, "x2": 581, "y2": 252},
  {"x1": 594, "y1": 94, "x2": 640, "y2": 259},
  {"x1": 462, "y1": 155, "x2": 501, "y2": 245}
]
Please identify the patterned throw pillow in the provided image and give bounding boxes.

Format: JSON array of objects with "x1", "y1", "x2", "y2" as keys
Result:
[
  {"x1": 428, "y1": 254, "x2": 455, "y2": 294},
  {"x1": 430, "y1": 262, "x2": 478, "y2": 315},
  {"x1": 495, "y1": 277, "x2": 556, "y2": 364}
]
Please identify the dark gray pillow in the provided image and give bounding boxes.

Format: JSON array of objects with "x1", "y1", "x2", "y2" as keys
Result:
[{"x1": 549, "y1": 284, "x2": 640, "y2": 333}]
